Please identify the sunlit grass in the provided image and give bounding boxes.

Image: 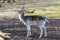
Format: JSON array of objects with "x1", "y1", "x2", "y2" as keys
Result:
[
  {"x1": 0, "y1": 0, "x2": 60, "y2": 19},
  {"x1": 25, "y1": 6, "x2": 60, "y2": 19}
]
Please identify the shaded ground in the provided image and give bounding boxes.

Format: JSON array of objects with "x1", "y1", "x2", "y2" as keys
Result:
[{"x1": 0, "y1": 18, "x2": 60, "y2": 40}]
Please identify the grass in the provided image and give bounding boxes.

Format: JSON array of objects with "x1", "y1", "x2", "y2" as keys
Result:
[
  {"x1": 0, "y1": 0, "x2": 60, "y2": 19},
  {"x1": 24, "y1": 6, "x2": 60, "y2": 19},
  {"x1": 0, "y1": 6, "x2": 60, "y2": 19}
]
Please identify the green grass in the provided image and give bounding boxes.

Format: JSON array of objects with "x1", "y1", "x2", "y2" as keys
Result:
[
  {"x1": 0, "y1": 0, "x2": 60, "y2": 19},
  {"x1": 25, "y1": 6, "x2": 60, "y2": 19},
  {"x1": 0, "y1": 6, "x2": 60, "y2": 19}
]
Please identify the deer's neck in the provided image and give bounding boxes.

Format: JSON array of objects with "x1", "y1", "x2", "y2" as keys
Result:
[{"x1": 20, "y1": 13, "x2": 24, "y2": 18}]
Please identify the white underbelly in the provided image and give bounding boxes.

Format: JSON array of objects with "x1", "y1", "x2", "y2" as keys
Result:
[
  {"x1": 28, "y1": 21, "x2": 37, "y2": 25},
  {"x1": 28, "y1": 21, "x2": 45, "y2": 26}
]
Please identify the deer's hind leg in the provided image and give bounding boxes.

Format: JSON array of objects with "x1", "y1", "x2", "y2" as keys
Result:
[
  {"x1": 37, "y1": 22, "x2": 43, "y2": 38},
  {"x1": 43, "y1": 26, "x2": 47, "y2": 37},
  {"x1": 38, "y1": 25, "x2": 43, "y2": 38}
]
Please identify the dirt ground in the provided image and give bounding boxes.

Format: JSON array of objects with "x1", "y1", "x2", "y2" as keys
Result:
[
  {"x1": 0, "y1": 19, "x2": 60, "y2": 40},
  {"x1": 0, "y1": 13, "x2": 60, "y2": 40}
]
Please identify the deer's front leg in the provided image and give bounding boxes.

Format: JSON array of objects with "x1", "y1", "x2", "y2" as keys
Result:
[{"x1": 26, "y1": 24, "x2": 31, "y2": 37}]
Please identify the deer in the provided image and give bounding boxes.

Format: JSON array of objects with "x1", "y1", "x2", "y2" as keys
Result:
[{"x1": 18, "y1": 6, "x2": 49, "y2": 38}]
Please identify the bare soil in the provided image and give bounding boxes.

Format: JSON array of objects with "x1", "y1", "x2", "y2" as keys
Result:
[{"x1": 0, "y1": 13, "x2": 60, "y2": 40}]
